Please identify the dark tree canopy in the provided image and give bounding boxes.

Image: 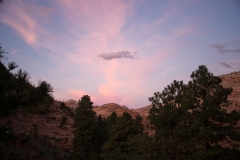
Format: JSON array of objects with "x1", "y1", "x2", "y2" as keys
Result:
[
  {"x1": 187, "y1": 66, "x2": 240, "y2": 159},
  {"x1": 0, "y1": 45, "x2": 54, "y2": 118},
  {"x1": 71, "y1": 95, "x2": 99, "y2": 160},
  {"x1": 0, "y1": 45, "x2": 56, "y2": 158},
  {"x1": 149, "y1": 80, "x2": 194, "y2": 159},
  {"x1": 101, "y1": 112, "x2": 145, "y2": 159},
  {"x1": 149, "y1": 65, "x2": 240, "y2": 159},
  {"x1": 2, "y1": 41, "x2": 240, "y2": 160}
]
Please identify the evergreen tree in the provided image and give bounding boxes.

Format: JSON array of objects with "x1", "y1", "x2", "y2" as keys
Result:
[
  {"x1": 96, "y1": 115, "x2": 108, "y2": 156},
  {"x1": 188, "y1": 65, "x2": 240, "y2": 159},
  {"x1": 149, "y1": 80, "x2": 194, "y2": 159},
  {"x1": 126, "y1": 134, "x2": 159, "y2": 160},
  {"x1": 0, "y1": 45, "x2": 53, "y2": 118},
  {"x1": 101, "y1": 112, "x2": 144, "y2": 160},
  {"x1": 71, "y1": 95, "x2": 98, "y2": 160},
  {"x1": 149, "y1": 65, "x2": 240, "y2": 160},
  {"x1": 106, "y1": 111, "x2": 118, "y2": 139}
]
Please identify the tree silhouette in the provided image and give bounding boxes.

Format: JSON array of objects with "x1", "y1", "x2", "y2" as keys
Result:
[
  {"x1": 187, "y1": 65, "x2": 240, "y2": 159},
  {"x1": 101, "y1": 112, "x2": 144, "y2": 159},
  {"x1": 149, "y1": 80, "x2": 194, "y2": 159},
  {"x1": 0, "y1": 45, "x2": 54, "y2": 117},
  {"x1": 149, "y1": 65, "x2": 240, "y2": 159},
  {"x1": 71, "y1": 95, "x2": 99, "y2": 160}
]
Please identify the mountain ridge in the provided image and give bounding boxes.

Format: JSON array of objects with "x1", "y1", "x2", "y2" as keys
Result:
[{"x1": 4, "y1": 71, "x2": 240, "y2": 154}]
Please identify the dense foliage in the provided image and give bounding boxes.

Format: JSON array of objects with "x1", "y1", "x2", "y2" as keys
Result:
[
  {"x1": 1, "y1": 1, "x2": 240, "y2": 159},
  {"x1": 2, "y1": 43, "x2": 240, "y2": 159},
  {"x1": 0, "y1": 45, "x2": 56, "y2": 159},
  {"x1": 70, "y1": 96, "x2": 150, "y2": 160},
  {"x1": 0, "y1": 130, "x2": 62, "y2": 160},
  {"x1": 0, "y1": 45, "x2": 54, "y2": 117},
  {"x1": 71, "y1": 95, "x2": 99, "y2": 159},
  {"x1": 149, "y1": 65, "x2": 240, "y2": 159},
  {"x1": 101, "y1": 112, "x2": 144, "y2": 159}
]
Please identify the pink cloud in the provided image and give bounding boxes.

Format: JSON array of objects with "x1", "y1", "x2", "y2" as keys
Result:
[
  {"x1": 0, "y1": 0, "x2": 194, "y2": 108},
  {"x1": 92, "y1": 56, "x2": 167, "y2": 106},
  {"x1": 162, "y1": 67, "x2": 174, "y2": 76},
  {"x1": 56, "y1": 0, "x2": 139, "y2": 51},
  {"x1": 57, "y1": 0, "x2": 135, "y2": 35},
  {"x1": 145, "y1": 25, "x2": 193, "y2": 47},
  {"x1": 42, "y1": 0, "x2": 147, "y2": 107},
  {"x1": 0, "y1": 1, "x2": 72, "y2": 63},
  {"x1": 67, "y1": 89, "x2": 88, "y2": 101},
  {"x1": 143, "y1": 0, "x2": 177, "y2": 35},
  {"x1": 27, "y1": 6, "x2": 55, "y2": 21},
  {"x1": 0, "y1": 13, "x2": 36, "y2": 45}
]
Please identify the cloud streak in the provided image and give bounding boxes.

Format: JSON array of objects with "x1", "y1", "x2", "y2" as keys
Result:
[
  {"x1": 219, "y1": 61, "x2": 240, "y2": 70},
  {"x1": 1, "y1": 0, "x2": 239, "y2": 108},
  {"x1": 210, "y1": 43, "x2": 240, "y2": 54},
  {"x1": 220, "y1": 62, "x2": 234, "y2": 69},
  {"x1": 97, "y1": 51, "x2": 139, "y2": 60}
]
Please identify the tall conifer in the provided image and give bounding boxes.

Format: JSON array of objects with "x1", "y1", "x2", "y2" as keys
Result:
[
  {"x1": 71, "y1": 95, "x2": 98, "y2": 160},
  {"x1": 149, "y1": 65, "x2": 240, "y2": 159}
]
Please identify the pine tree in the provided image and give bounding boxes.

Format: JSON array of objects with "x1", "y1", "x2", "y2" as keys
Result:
[
  {"x1": 187, "y1": 65, "x2": 240, "y2": 159},
  {"x1": 126, "y1": 134, "x2": 159, "y2": 160},
  {"x1": 101, "y1": 112, "x2": 144, "y2": 160},
  {"x1": 149, "y1": 65, "x2": 240, "y2": 159},
  {"x1": 149, "y1": 80, "x2": 194, "y2": 159},
  {"x1": 96, "y1": 115, "x2": 108, "y2": 156},
  {"x1": 0, "y1": 45, "x2": 53, "y2": 118},
  {"x1": 106, "y1": 111, "x2": 118, "y2": 139},
  {"x1": 71, "y1": 95, "x2": 98, "y2": 160}
]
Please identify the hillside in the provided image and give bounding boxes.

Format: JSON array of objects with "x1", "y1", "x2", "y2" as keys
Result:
[
  {"x1": 3, "y1": 71, "x2": 240, "y2": 154},
  {"x1": 3, "y1": 101, "x2": 74, "y2": 154},
  {"x1": 219, "y1": 71, "x2": 240, "y2": 111}
]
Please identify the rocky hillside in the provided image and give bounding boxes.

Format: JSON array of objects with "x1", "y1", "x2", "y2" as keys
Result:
[
  {"x1": 4, "y1": 101, "x2": 74, "y2": 154},
  {"x1": 219, "y1": 71, "x2": 240, "y2": 111},
  {"x1": 4, "y1": 71, "x2": 240, "y2": 154}
]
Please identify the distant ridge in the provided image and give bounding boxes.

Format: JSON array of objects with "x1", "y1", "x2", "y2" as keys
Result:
[
  {"x1": 4, "y1": 70, "x2": 239, "y2": 154},
  {"x1": 65, "y1": 99, "x2": 78, "y2": 108},
  {"x1": 101, "y1": 103, "x2": 128, "y2": 109}
]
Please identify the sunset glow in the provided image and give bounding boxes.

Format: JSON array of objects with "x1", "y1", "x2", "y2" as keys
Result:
[{"x1": 1, "y1": 0, "x2": 240, "y2": 108}]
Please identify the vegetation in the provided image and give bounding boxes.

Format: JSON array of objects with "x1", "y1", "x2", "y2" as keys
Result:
[
  {"x1": 0, "y1": 131, "x2": 62, "y2": 160},
  {"x1": 149, "y1": 65, "x2": 240, "y2": 159},
  {"x1": 31, "y1": 123, "x2": 38, "y2": 138},
  {"x1": 1, "y1": 1, "x2": 240, "y2": 159},
  {"x1": 0, "y1": 45, "x2": 54, "y2": 118},
  {"x1": 1, "y1": 41, "x2": 240, "y2": 159},
  {"x1": 60, "y1": 102, "x2": 74, "y2": 117},
  {"x1": 60, "y1": 116, "x2": 68, "y2": 128},
  {"x1": 71, "y1": 95, "x2": 99, "y2": 160},
  {"x1": 0, "y1": 45, "x2": 58, "y2": 159},
  {"x1": 69, "y1": 96, "x2": 151, "y2": 160},
  {"x1": 101, "y1": 112, "x2": 151, "y2": 160}
]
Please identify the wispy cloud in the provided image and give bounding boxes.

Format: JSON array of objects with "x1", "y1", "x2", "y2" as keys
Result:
[
  {"x1": 2, "y1": 0, "x2": 237, "y2": 108},
  {"x1": 27, "y1": 6, "x2": 55, "y2": 22},
  {"x1": 97, "y1": 51, "x2": 139, "y2": 60},
  {"x1": 144, "y1": 25, "x2": 193, "y2": 48},
  {"x1": 220, "y1": 62, "x2": 240, "y2": 69},
  {"x1": 210, "y1": 41, "x2": 240, "y2": 54},
  {"x1": 0, "y1": 1, "x2": 56, "y2": 48},
  {"x1": 67, "y1": 89, "x2": 87, "y2": 101},
  {"x1": 162, "y1": 67, "x2": 174, "y2": 76},
  {"x1": 220, "y1": 62, "x2": 234, "y2": 69}
]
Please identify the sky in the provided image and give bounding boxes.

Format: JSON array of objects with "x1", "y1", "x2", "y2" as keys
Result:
[{"x1": 0, "y1": 0, "x2": 240, "y2": 108}]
